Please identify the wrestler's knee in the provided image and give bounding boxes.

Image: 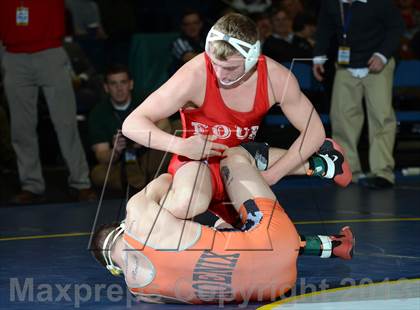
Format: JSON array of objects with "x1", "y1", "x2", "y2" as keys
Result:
[{"x1": 221, "y1": 146, "x2": 253, "y2": 166}]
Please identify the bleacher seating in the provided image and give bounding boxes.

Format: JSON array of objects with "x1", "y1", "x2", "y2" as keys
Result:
[
  {"x1": 282, "y1": 62, "x2": 322, "y2": 91},
  {"x1": 393, "y1": 60, "x2": 420, "y2": 88}
]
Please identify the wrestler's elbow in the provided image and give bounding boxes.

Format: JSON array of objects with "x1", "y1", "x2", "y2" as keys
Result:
[
  {"x1": 314, "y1": 121, "x2": 326, "y2": 148},
  {"x1": 122, "y1": 113, "x2": 145, "y2": 141},
  {"x1": 121, "y1": 115, "x2": 132, "y2": 138}
]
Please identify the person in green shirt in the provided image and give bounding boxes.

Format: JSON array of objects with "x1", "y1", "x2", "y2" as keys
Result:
[{"x1": 88, "y1": 64, "x2": 173, "y2": 191}]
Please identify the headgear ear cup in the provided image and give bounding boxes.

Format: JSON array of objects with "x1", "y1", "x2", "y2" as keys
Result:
[{"x1": 245, "y1": 40, "x2": 261, "y2": 72}]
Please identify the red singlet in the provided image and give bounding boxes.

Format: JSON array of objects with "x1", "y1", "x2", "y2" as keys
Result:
[{"x1": 168, "y1": 53, "x2": 270, "y2": 204}]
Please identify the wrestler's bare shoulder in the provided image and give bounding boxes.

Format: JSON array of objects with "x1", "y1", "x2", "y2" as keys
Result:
[
  {"x1": 264, "y1": 56, "x2": 300, "y2": 101},
  {"x1": 165, "y1": 53, "x2": 206, "y2": 106},
  {"x1": 265, "y1": 56, "x2": 292, "y2": 81},
  {"x1": 172, "y1": 53, "x2": 206, "y2": 85}
]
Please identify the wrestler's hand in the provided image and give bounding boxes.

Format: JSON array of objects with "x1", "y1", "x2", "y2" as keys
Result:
[
  {"x1": 179, "y1": 135, "x2": 229, "y2": 160},
  {"x1": 260, "y1": 169, "x2": 278, "y2": 186}
]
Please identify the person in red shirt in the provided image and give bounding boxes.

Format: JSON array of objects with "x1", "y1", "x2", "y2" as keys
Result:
[
  {"x1": 0, "y1": 0, "x2": 96, "y2": 203},
  {"x1": 122, "y1": 13, "x2": 351, "y2": 222}
]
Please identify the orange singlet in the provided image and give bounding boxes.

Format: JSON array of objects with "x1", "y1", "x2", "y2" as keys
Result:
[{"x1": 124, "y1": 198, "x2": 300, "y2": 304}]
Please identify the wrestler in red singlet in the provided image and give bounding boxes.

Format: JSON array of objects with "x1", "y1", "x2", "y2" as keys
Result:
[{"x1": 168, "y1": 53, "x2": 270, "y2": 205}]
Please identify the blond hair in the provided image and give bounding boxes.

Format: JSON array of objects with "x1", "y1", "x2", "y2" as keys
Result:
[{"x1": 210, "y1": 13, "x2": 258, "y2": 60}]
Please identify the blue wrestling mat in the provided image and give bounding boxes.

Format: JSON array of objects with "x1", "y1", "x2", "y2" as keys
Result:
[{"x1": 1, "y1": 175, "x2": 420, "y2": 309}]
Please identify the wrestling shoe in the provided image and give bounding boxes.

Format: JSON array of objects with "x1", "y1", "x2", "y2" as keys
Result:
[
  {"x1": 330, "y1": 226, "x2": 355, "y2": 260},
  {"x1": 317, "y1": 138, "x2": 352, "y2": 187}
]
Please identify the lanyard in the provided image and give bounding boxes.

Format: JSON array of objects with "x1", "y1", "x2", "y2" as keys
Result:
[{"x1": 339, "y1": 0, "x2": 352, "y2": 40}]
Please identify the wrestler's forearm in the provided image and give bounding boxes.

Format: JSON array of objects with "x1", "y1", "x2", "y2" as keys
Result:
[
  {"x1": 122, "y1": 116, "x2": 184, "y2": 155},
  {"x1": 270, "y1": 123, "x2": 325, "y2": 181}
]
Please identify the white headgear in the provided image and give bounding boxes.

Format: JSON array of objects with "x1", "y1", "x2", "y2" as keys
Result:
[
  {"x1": 102, "y1": 221, "x2": 125, "y2": 276},
  {"x1": 205, "y1": 26, "x2": 261, "y2": 85}
]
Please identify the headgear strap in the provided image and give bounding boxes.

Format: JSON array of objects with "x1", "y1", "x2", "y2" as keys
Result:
[
  {"x1": 205, "y1": 26, "x2": 261, "y2": 76},
  {"x1": 102, "y1": 221, "x2": 125, "y2": 276}
]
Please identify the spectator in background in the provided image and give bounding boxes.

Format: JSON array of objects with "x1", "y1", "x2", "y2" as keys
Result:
[
  {"x1": 293, "y1": 13, "x2": 317, "y2": 48},
  {"x1": 313, "y1": 0, "x2": 404, "y2": 189},
  {"x1": 0, "y1": 0, "x2": 96, "y2": 203},
  {"x1": 250, "y1": 12, "x2": 273, "y2": 43},
  {"x1": 300, "y1": 0, "x2": 322, "y2": 18},
  {"x1": 63, "y1": 7, "x2": 102, "y2": 115},
  {"x1": 280, "y1": 0, "x2": 304, "y2": 20},
  {"x1": 397, "y1": 0, "x2": 420, "y2": 58},
  {"x1": 406, "y1": 0, "x2": 420, "y2": 58},
  {"x1": 63, "y1": 37, "x2": 102, "y2": 115},
  {"x1": 96, "y1": 0, "x2": 137, "y2": 67},
  {"x1": 222, "y1": 0, "x2": 272, "y2": 14},
  {"x1": 88, "y1": 65, "x2": 173, "y2": 192},
  {"x1": 398, "y1": 0, "x2": 420, "y2": 39},
  {"x1": 65, "y1": 0, "x2": 107, "y2": 73},
  {"x1": 263, "y1": 7, "x2": 313, "y2": 63},
  {"x1": 170, "y1": 9, "x2": 206, "y2": 73}
]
